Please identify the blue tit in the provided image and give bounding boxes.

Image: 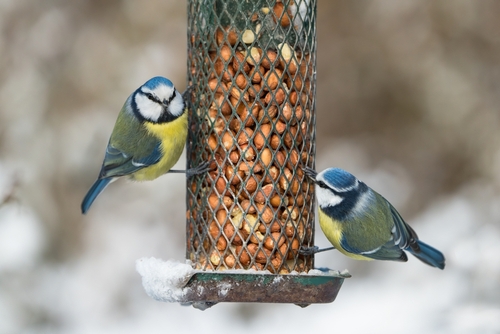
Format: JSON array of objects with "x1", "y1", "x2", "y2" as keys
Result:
[
  {"x1": 81, "y1": 76, "x2": 209, "y2": 214},
  {"x1": 303, "y1": 167, "x2": 445, "y2": 269}
]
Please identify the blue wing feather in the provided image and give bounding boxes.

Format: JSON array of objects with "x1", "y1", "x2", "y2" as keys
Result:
[
  {"x1": 339, "y1": 233, "x2": 408, "y2": 262},
  {"x1": 131, "y1": 142, "x2": 162, "y2": 166},
  {"x1": 389, "y1": 204, "x2": 418, "y2": 249},
  {"x1": 81, "y1": 178, "x2": 112, "y2": 214},
  {"x1": 99, "y1": 141, "x2": 162, "y2": 178},
  {"x1": 390, "y1": 203, "x2": 445, "y2": 268},
  {"x1": 407, "y1": 240, "x2": 445, "y2": 269}
]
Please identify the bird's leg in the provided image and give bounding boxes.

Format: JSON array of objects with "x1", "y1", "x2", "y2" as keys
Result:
[
  {"x1": 167, "y1": 161, "x2": 213, "y2": 177},
  {"x1": 299, "y1": 246, "x2": 336, "y2": 256}
]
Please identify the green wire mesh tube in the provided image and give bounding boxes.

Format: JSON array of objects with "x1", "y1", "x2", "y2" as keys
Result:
[{"x1": 186, "y1": 0, "x2": 317, "y2": 274}]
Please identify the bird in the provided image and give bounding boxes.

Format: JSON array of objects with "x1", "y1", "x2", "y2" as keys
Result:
[
  {"x1": 81, "y1": 76, "x2": 209, "y2": 214},
  {"x1": 302, "y1": 167, "x2": 445, "y2": 269}
]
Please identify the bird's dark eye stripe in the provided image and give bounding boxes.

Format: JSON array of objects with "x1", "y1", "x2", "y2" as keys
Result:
[
  {"x1": 165, "y1": 90, "x2": 176, "y2": 105},
  {"x1": 145, "y1": 92, "x2": 160, "y2": 103},
  {"x1": 317, "y1": 181, "x2": 328, "y2": 189},
  {"x1": 144, "y1": 90, "x2": 176, "y2": 106}
]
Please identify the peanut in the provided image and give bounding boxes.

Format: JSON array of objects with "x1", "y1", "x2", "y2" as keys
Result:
[
  {"x1": 245, "y1": 174, "x2": 258, "y2": 193},
  {"x1": 216, "y1": 236, "x2": 227, "y2": 251},
  {"x1": 273, "y1": 2, "x2": 291, "y2": 28},
  {"x1": 241, "y1": 144, "x2": 255, "y2": 161},
  {"x1": 235, "y1": 73, "x2": 247, "y2": 89},
  {"x1": 269, "y1": 194, "x2": 281, "y2": 207},
  {"x1": 225, "y1": 165, "x2": 243, "y2": 185},
  {"x1": 215, "y1": 175, "x2": 227, "y2": 195},
  {"x1": 233, "y1": 51, "x2": 250, "y2": 73},
  {"x1": 270, "y1": 134, "x2": 280, "y2": 149},
  {"x1": 261, "y1": 50, "x2": 277, "y2": 69},
  {"x1": 261, "y1": 148, "x2": 272, "y2": 167},
  {"x1": 236, "y1": 246, "x2": 251, "y2": 266},
  {"x1": 210, "y1": 251, "x2": 221, "y2": 266},
  {"x1": 228, "y1": 150, "x2": 239, "y2": 164},
  {"x1": 263, "y1": 232, "x2": 285, "y2": 250},
  {"x1": 253, "y1": 123, "x2": 271, "y2": 149},
  {"x1": 255, "y1": 184, "x2": 275, "y2": 204},
  {"x1": 250, "y1": 65, "x2": 264, "y2": 83},
  {"x1": 220, "y1": 45, "x2": 231, "y2": 61},
  {"x1": 269, "y1": 220, "x2": 282, "y2": 233},
  {"x1": 263, "y1": 69, "x2": 282, "y2": 91},
  {"x1": 222, "y1": 132, "x2": 234, "y2": 150},
  {"x1": 242, "y1": 29, "x2": 255, "y2": 44},
  {"x1": 209, "y1": 220, "x2": 220, "y2": 239},
  {"x1": 215, "y1": 95, "x2": 231, "y2": 115},
  {"x1": 208, "y1": 194, "x2": 220, "y2": 210},
  {"x1": 225, "y1": 254, "x2": 236, "y2": 267},
  {"x1": 247, "y1": 47, "x2": 262, "y2": 66},
  {"x1": 208, "y1": 135, "x2": 217, "y2": 151},
  {"x1": 256, "y1": 203, "x2": 274, "y2": 224},
  {"x1": 237, "y1": 127, "x2": 253, "y2": 145},
  {"x1": 250, "y1": 230, "x2": 265, "y2": 244},
  {"x1": 240, "y1": 199, "x2": 256, "y2": 214}
]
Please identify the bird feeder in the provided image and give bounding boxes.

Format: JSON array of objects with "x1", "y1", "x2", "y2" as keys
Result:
[{"x1": 150, "y1": 0, "x2": 348, "y2": 308}]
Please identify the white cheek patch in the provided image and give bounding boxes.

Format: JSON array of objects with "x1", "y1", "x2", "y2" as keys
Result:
[
  {"x1": 135, "y1": 93, "x2": 163, "y2": 122},
  {"x1": 316, "y1": 186, "x2": 343, "y2": 208},
  {"x1": 168, "y1": 92, "x2": 185, "y2": 117}
]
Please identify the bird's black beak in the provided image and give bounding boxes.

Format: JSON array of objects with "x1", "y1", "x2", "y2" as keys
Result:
[{"x1": 303, "y1": 167, "x2": 318, "y2": 183}]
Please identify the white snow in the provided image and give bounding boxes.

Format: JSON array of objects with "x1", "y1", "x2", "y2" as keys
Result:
[
  {"x1": 136, "y1": 258, "x2": 195, "y2": 303},
  {"x1": 0, "y1": 164, "x2": 45, "y2": 272}
]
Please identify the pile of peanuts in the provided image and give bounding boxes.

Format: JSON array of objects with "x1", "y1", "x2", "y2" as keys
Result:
[{"x1": 187, "y1": 2, "x2": 315, "y2": 274}]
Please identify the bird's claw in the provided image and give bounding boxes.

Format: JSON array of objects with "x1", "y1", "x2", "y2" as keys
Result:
[
  {"x1": 302, "y1": 166, "x2": 317, "y2": 180},
  {"x1": 182, "y1": 85, "x2": 194, "y2": 102},
  {"x1": 299, "y1": 246, "x2": 320, "y2": 256},
  {"x1": 186, "y1": 160, "x2": 212, "y2": 178}
]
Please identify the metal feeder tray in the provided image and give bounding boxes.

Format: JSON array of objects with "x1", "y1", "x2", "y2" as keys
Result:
[{"x1": 180, "y1": 269, "x2": 350, "y2": 309}]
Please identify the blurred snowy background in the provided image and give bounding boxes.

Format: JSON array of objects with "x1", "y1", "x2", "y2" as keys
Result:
[{"x1": 1, "y1": 1, "x2": 499, "y2": 333}]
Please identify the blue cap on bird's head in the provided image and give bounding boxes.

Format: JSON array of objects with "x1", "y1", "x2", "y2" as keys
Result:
[
  {"x1": 142, "y1": 76, "x2": 174, "y2": 90},
  {"x1": 319, "y1": 168, "x2": 359, "y2": 192}
]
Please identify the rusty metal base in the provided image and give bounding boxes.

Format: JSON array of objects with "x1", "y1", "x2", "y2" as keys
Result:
[{"x1": 181, "y1": 269, "x2": 350, "y2": 310}]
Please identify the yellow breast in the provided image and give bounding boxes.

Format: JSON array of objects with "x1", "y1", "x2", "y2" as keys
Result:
[
  {"x1": 318, "y1": 209, "x2": 372, "y2": 261},
  {"x1": 131, "y1": 112, "x2": 188, "y2": 181}
]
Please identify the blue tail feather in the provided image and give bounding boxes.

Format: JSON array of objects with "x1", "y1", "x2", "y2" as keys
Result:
[
  {"x1": 81, "y1": 178, "x2": 112, "y2": 214},
  {"x1": 407, "y1": 240, "x2": 445, "y2": 269}
]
